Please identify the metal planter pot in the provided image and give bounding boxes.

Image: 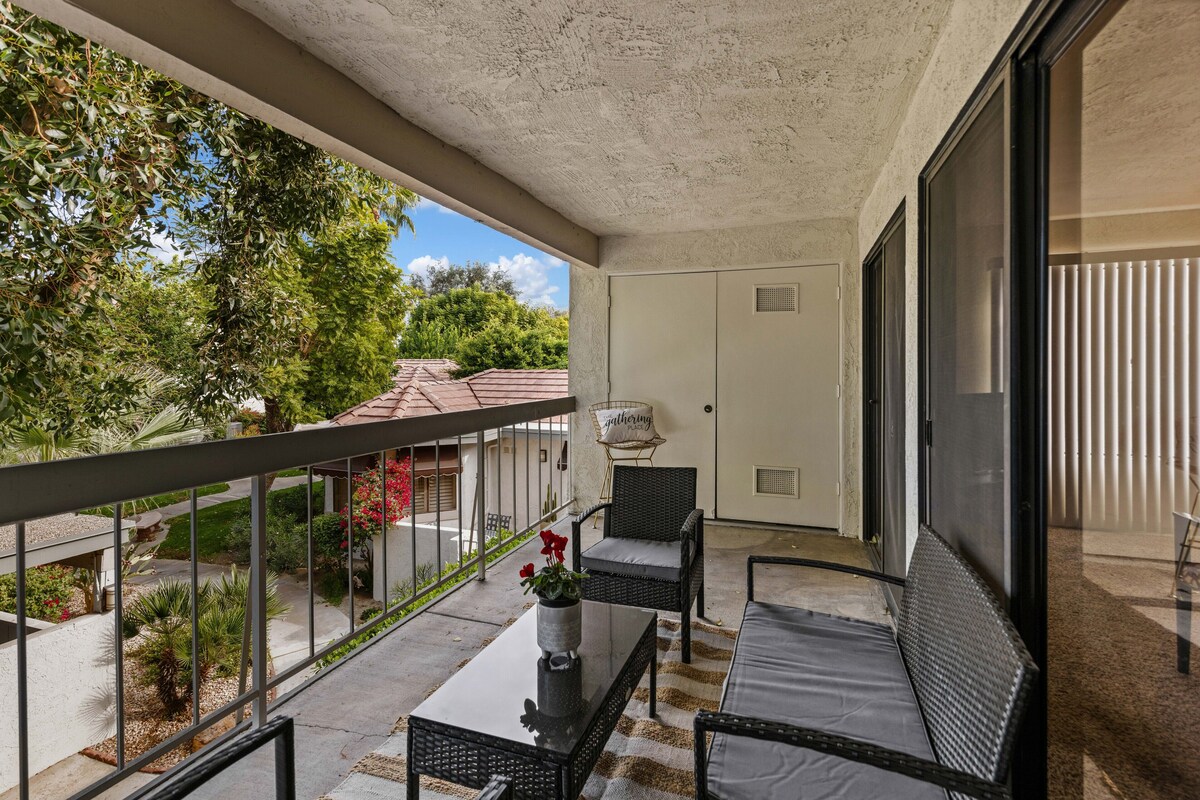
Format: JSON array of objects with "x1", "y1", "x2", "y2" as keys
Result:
[{"x1": 537, "y1": 598, "x2": 581, "y2": 658}]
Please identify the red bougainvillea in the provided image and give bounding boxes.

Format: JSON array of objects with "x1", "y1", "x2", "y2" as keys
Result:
[{"x1": 339, "y1": 455, "x2": 413, "y2": 552}]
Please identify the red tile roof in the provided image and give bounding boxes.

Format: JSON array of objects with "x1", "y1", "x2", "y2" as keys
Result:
[
  {"x1": 332, "y1": 363, "x2": 567, "y2": 426},
  {"x1": 392, "y1": 359, "x2": 458, "y2": 384}
]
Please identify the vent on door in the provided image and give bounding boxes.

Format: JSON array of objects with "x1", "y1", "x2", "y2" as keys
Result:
[
  {"x1": 754, "y1": 284, "x2": 799, "y2": 313},
  {"x1": 754, "y1": 466, "x2": 799, "y2": 498}
]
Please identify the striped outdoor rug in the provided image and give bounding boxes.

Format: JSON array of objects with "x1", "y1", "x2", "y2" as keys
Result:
[{"x1": 322, "y1": 617, "x2": 736, "y2": 800}]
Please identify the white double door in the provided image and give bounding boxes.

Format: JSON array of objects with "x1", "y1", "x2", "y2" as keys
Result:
[{"x1": 609, "y1": 265, "x2": 841, "y2": 528}]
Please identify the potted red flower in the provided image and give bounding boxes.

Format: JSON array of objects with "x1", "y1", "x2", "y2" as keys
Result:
[{"x1": 519, "y1": 530, "x2": 587, "y2": 658}]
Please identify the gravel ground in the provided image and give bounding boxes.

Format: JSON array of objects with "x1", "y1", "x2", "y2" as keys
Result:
[{"x1": 0, "y1": 513, "x2": 119, "y2": 552}]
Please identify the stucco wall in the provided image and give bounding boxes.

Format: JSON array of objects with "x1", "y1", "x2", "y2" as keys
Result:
[
  {"x1": 0, "y1": 613, "x2": 115, "y2": 792},
  {"x1": 570, "y1": 217, "x2": 861, "y2": 535},
  {"x1": 856, "y1": 0, "x2": 1035, "y2": 565}
]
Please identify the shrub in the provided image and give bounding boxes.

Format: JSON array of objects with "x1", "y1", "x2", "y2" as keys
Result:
[
  {"x1": 268, "y1": 481, "x2": 322, "y2": 525},
  {"x1": 311, "y1": 513, "x2": 346, "y2": 566},
  {"x1": 316, "y1": 569, "x2": 346, "y2": 606},
  {"x1": 124, "y1": 569, "x2": 288, "y2": 717},
  {"x1": 222, "y1": 513, "x2": 308, "y2": 572},
  {"x1": 0, "y1": 565, "x2": 77, "y2": 622}
]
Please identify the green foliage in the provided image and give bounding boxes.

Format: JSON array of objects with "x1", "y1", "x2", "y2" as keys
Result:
[
  {"x1": 454, "y1": 321, "x2": 568, "y2": 375},
  {"x1": 399, "y1": 287, "x2": 569, "y2": 376},
  {"x1": 542, "y1": 484, "x2": 559, "y2": 524},
  {"x1": 311, "y1": 513, "x2": 347, "y2": 566},
  {"x1": 316, "y1": 569, "x2": 347, "y2": 607},
  {"x1": 81, "y1": 482, "x2": 230, "y2": 518},
  {"x1": 159, "y1": 481, "x2": 324, "y2": 562},
  {"x1": 0, "y1": 4, "x2": 211, "y2": 429},
  {"x1": 409, "y1": 260, "x2": 517, "y2": 297},
  {"x1": 393, "y1": 318, "x2": 463, "y2": 360},
  {"x1": 0, "y1": 5, "x2": 421, "y2": 437},
  {"x1": 221, "y1": 513, "x2": 308, "y2": 573},
  {"x1": 182, "y1": 119, "x2": 420, "y2": 430},
  {"x1": 388, "y1": 562, "x2": 439, "y2": 603},
  {"x1": 0, "y1": 565, "x2": 76, "y2": 622},
  {"x1": 124, "y1": 569, "x2": 288, "y2": 716},
  {"x1": 267, "y1": 481, "x2": 322, "y2": 523}
]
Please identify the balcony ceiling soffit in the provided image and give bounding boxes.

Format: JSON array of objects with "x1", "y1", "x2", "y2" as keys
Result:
[{"x1": 230, "y1": 0, "x2": 952, "y2": 237}]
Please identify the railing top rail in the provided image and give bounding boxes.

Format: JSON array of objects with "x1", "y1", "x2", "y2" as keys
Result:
[{"x1": 0, "y1": 396, "x2": 575, "y2": 526}]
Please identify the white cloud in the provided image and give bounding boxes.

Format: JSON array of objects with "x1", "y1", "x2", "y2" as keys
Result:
[
  {"x1": 405, "y1": 252, "x2": 566, "y2": 308},
  {"x1": 415, "y1": 197, "x2": 460, "y2": 215},
  {"x1": 494, "y1": 253, "x2": 563, "y2": 308},
  {"x1": 406, "y1": 255, "x2": 451, "y2": 276}
]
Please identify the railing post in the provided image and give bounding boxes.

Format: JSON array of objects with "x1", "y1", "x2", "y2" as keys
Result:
[
  {"x1": 477, "y1": 429, "x2": 487, "y2": 581},
  {"x1": 15, "y1": 522, "x2": 29, "y2": 800},
  {"x1": 250, "y1": 474, "x2": 269, "y2": 727}
]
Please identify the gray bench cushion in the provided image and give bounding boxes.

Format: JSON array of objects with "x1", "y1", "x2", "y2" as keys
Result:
[
  {"x1": 707, "y1": 602, "x2": 945, "y2": 800},
  {"x1": 580, "y1": 537, "x2": 685, "y2": 581}
]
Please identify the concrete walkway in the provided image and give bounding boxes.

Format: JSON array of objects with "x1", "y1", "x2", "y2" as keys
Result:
[{"x1": 146, "y1": 474, "x2": 312, "y2": 531}]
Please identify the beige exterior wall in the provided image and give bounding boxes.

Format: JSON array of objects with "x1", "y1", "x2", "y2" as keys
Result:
[
  {"x1": 856, "y1": 0, "x2": 1035, "y2": 564},
  {"x1": 570, "y1": 217, "x2": 861, "y2": 534},
  {"x1": 0, "y1": 614, "x2": 115, "y2": 792}
]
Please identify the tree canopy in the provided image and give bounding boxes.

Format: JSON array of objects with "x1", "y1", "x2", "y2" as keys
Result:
[
  {"x1": 399, "y1": 287, "x2": 568, "y2": 376},
  {"x1": 409, "y1": 260, "x2": 517, "y2": 297},
  {"x1": 0, "y1": 2, "x2": 420, "y2": 441}
]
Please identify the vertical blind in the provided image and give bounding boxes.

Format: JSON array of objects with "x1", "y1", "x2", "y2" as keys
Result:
[
  {"x1": 410, "y1": 474, "x2": 457, "y2": 515},
  {"x1": 1048, "y1": 257, "x2": 1200, "y2": 535}
]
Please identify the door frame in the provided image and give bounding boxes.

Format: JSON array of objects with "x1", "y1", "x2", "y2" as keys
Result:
[
  {"x1": 606, "y1": 262, "x2": 845, "y2": 529},
  {"x1": 914, "y1": 0, "x2": 1124, "y2": 795},
  {"x1": 862, "y1": 201, "x2": 906, "y2": 571}
]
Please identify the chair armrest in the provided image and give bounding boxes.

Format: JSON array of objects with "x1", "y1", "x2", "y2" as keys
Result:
[
  {"x1": 475, "y1": 775, "x2": 513, "y2": 800},
  {"x1": 693, "y1": 711, "x2": 1009, "y2": 800},
  {"x1": 574, "y1": 502, "x2": 612, "y2": 527},
  {"x1": 572, "y1": 503, "x2": 612, "y2": 569},
  {"x1": 747, "y1": 555, "x2": 904, "y2": 601},
  {"x1": 680, "y1": 508, "x2": 704, "y2": 562}
]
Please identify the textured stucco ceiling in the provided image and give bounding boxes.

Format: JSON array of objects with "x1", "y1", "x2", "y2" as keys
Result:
[{"x1": 229, "y1": 0, "x2": 950, "y2": 237}]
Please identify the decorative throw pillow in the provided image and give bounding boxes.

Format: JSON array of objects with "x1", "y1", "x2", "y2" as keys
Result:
[{"x1": 596, "y1": 406, "x2": 659, "y2": 444}]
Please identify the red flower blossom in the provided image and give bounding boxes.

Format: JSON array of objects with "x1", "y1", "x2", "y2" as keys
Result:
[{"x1": 519, "y1": 563, "x2": 536, "y2": 579}]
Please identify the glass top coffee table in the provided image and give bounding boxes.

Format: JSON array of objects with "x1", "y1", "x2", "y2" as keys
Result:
[{"x1": 407, "y1": 601, "x2": 658, "y2": 799}]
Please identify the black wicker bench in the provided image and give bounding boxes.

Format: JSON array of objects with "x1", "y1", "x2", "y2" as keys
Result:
[{"x1": 694, "y1": 526, "x2": 1037, "y2": 800}]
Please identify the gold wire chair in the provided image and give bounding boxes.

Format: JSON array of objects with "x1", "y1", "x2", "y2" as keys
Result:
[{"x1": 588, "y1": 401, "x2": 666, "y2": 525}]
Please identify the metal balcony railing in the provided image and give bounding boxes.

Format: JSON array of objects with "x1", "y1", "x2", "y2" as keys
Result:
[{"x1": 0, "y1": 396, "x2": 575, "y2": 800}]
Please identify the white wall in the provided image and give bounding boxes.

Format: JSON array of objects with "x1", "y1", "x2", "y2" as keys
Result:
[
  {"x1": 489, "y1": 427, "x2": 570, "y2": 536},
  {"x1": 369, "y1": 429, "x2": 569, "y2": 602},
  {"x1": 571, "y1": 217, "x2": 861, "y2": 534},
  {"x1": 856, "y1": 0, "x2": 1035, "y2": 565},
  {"x1": 0, "y1": 614, "x2": 116, "y2": 793}
]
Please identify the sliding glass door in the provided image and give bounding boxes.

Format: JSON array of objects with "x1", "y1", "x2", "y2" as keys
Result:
[
  {"x1": 923, "y1": 86, "x2": 1010, "y2": 598},
  {"x1": 1043, "y1": 1, "x2": 1200, "y2": 797}
]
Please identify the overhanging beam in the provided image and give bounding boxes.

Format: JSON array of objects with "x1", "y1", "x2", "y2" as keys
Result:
[{"x1": 25, "y1": 0, "x2": 599, "y2": 267}]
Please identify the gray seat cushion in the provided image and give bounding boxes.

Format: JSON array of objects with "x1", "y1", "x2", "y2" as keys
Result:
[
  {"x1": 580, "y1": 537, "x2": 685, "y2": 581},
  {"x1": 708, "y1": 602, "x2": 945, "y2": 800}
]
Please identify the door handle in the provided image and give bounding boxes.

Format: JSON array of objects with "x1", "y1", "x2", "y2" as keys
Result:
[{"x1": 704, "y1": 405, "x2": 713, "y2": 413}]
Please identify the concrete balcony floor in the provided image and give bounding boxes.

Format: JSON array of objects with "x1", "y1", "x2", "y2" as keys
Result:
[{"x1": 119, "y1": 519, "x2": 890, "y2": 799}]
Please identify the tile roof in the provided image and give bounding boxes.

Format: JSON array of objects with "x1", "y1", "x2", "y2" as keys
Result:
[
  {"x1": 392, "y1": 359, "x2": 458, "y2": 384},
  {"x1": 332, "y1": 367, "x2": 568, "y2": 426}
]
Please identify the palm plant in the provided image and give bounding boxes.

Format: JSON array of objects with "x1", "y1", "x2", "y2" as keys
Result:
[
  {"x1": 124, "y1": 568, "x2": 288, "y2": 717},
  {"x1": 0, "y1": 369, "x2": 206, "y2": 467}
]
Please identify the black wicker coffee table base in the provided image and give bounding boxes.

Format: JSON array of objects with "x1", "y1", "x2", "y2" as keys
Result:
[{"x1": 407, "y1": 602, "x2": 658, "y2": 799}]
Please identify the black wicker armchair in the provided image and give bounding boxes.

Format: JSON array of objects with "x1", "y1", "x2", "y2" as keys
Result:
[
  {"x1": 694, "y1": 526, "x2": 1038, "y2": 800},
  {"x1": 572, "y1": 465, "x2": 704, "y2": 662}
]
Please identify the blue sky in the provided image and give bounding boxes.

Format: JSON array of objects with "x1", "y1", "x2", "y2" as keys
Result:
[{"x1": 392, "y1": 197, "x2": 569, "y2": 309}]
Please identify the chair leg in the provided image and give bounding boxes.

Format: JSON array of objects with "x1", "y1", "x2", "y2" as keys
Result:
[{"x1": 697, "y1": 582, "x2": 704, "y2": 620}]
